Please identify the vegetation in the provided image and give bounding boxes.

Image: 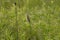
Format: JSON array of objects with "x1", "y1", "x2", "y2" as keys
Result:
[{"x1": 0, "y1": 0, "x2": 60, "y2": 40}]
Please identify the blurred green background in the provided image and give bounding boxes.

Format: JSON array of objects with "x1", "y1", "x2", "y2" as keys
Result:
[{"x1": 0, "y1": 0, "x2": 60, "y2": 40}]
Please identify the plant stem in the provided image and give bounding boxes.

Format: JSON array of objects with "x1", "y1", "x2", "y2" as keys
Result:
[{"x1": 15, "y1": 3, "x2": 18, "y2": 40}]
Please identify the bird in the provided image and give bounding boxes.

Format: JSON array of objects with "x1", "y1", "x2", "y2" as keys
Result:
[
  {"x1": 14, "y1": 2, "x2": 16, "y2": 5},
  {"x1": 27, "y1": 14, "x2": 30, "y2": 23}
]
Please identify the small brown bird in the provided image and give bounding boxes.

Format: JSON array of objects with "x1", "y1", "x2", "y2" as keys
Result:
[
  {"x1": 14, "y1": 2, "x2": 16, "y2": 5},
  {"x1": 27, "y1": 14, "x2": 30, "y2": 23}
]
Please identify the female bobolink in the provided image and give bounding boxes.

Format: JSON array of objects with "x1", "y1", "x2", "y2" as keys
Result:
[{"x1": 27, "y1": 14, "x2": 30, "y2": 23}]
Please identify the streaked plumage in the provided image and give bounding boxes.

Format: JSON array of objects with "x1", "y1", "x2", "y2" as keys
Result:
[{"x1": 27, "y1": 14, "x2": 30, "y2": 23}]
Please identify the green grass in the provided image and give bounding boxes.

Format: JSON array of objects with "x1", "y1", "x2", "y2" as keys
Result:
[{"x1": 0, "y1": 0, "x2": 60, "y2": 40}]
